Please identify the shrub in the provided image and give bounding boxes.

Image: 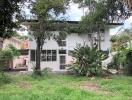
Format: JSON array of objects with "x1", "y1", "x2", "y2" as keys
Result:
[
  {"x1": 125, "y1": 50, "x2": 132, "y2": 75},
  {"x1": 0, "y1": 72, "x2": 12, "y2": 85},
  {"x1": 0, "y1": 49, "x2": 13, "y2": 71},
  {"x1": 41, "y1": 67, "x2": 52, "y2": 76},
  {"x1": 0, "y1": 45, "x2": 19, "y2": 84},
  {"x1": 0, "y1": 45, "x2": 20, "y2": 70},
  {"x1": 108, "y1": 52, "x2": 126, "y2": 70},
  {"x1": 31, "y1": 67, "x2": 52, "y2": 78},
  {"x1": 107, "y1": 49, "x2": 132, "y2": 75},
  {"x1": 69, "y1": 45, "x2": 105, "y2": 76}
]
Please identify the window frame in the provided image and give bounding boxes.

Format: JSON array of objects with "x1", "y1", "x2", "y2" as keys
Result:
[
  {"x1": 60, "y1": 55, "x2": 66, "y2": 70},
  {"x1": 41, "y1": 50, "x2": 57, "y2": 62},
  {"x1": 58, "y1": 40, "x2": 66, "y2": 47},
  {"x1": 30, "y1": 50, "x2": 36, "y2": 61},
  {"x1": 59, "y1": 50, "x2": 67, "y2": 54}
]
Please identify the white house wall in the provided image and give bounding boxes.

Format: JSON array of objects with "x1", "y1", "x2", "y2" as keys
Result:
[
  {"x1": 101, "y1": 29, "x2": 110, "y2": 51},
  {"x1": 67, "y1": 33, "x2": 90, "y2": 50},
  {"x1": 28, "y1": 31, "x2": 110, "y2": 72}
]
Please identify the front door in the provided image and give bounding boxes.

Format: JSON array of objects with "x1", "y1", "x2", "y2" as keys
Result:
[
  {"x1": 59, "y1": 50, "x2": 67, "y2": 70},
  {"x1": 59, "y1": 55, "x2": 66, "y2": 70}
]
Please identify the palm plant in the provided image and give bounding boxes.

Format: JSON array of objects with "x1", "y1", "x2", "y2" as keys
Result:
[{"x1": 69, "y1": 44, "x2": 104, "y2": 76}]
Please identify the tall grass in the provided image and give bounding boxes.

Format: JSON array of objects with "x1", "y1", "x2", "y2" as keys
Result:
[{"x1": 0, "y1": 73, "x2": 131, "y2": 100}]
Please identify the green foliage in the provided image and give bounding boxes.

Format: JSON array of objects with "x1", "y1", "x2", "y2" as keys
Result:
[
  {"x1": 110, "y1": 35, "x2": 118, "y2": 43},
  {"x1": 73, "y1": 0, "x2": 131, "y2": 51},
  {"x1": 0, "y1": 48, "x2": 13, "y2": 71},
  {"x1": 0, "y1": 46, "x2": 15, "y2": 83},
  {"x1": 0, "y1": 72, "x2": 12, "y2": 85},
  {"x1": 125, "y1": 50, "x2": 132, "y2": 75},
  {"x1": 32, "y1": 0, "x2": 70, "y2": 18},
  {"x1": 0, "y1": 44, "x2": 20, "y2": 61},
  {"x1": 74, "y1": 0, "x2": 130, "y2": 22},
  {"x1": 30, "y1": 0, "x2": 70, "y2": 75},
  {"x1": 69, "y1": 44, "x2": 104, "y2": 76},
  {"x1": 0, "y1": 0, "x2": 26, "y2": 38},
  {"x1": 14, "y1": 32, "x2": 28, "y2": 40},
  {"x1": 79, "y1": 1, "x2": 107, "y2": 33},
  {"x1": 0, "y1": 45, "x2": 19, "y2": 69},
  {"x1": 108, "y1": 48, "x2": 132, "y2": 75},
  {"x1": 110, "y1": 31, "x2": 132, "y2": 52},
  {"x1": 0, "y1": 49, "x2": 13, "y2": 60},
  {"x1": 32, "y1": 67, "x2": 52, "y2": 78},
  {"x1": 6, "y1": 44, "x2": 20, "y2": 57},
  {"x1": 0, "y1": 74, "x2": 132, "y2": 99},
  {"x1": 41, "y1": 67, "x2": 52, "y2": 76},
  {"x1": 110, "y1": 30, "x2": 132, "y2": 73},
  {"x1": 108, "y1": 51, "x2": 126, "y2": 70}
]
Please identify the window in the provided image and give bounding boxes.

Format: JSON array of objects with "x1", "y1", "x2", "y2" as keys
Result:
[
  {"x1": 60, "y1": 56, "x2": 66, "y2": 69},
  {"x1": 59, "y1": 50, "x2": 66, "y2": 54},
  {"x1": 60, "y1": 65, "x2": 66, "y2": 69},
  {"x1": 47, "y1": 50, "x2": 52, "y2": 61},
  {"x1": 41, "y1": 50, "x2": 57, "y2": 61},
  {"x1": 68, "y1": 50, "x2": 73, "y2": 55},
  {"x1": 30, "y1": 50, "x2": 35, "y2": 61},
  {"x1": 58, "y1": 40, "x2": 66, "y2": 47},
  {"x1": 41, "y1": 50, "x2": 46, "y2": 61},
  {"x1": 52, "y1": 50, "x2": 57, "y2": 61}
]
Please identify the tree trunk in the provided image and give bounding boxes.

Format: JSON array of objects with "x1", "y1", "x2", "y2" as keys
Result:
[
  {"x1": 98, "y1": 32, "x2": 101, "y2": 50},
  {"x1": 35, "y1": 38, "x2": 41, "y2": 75},
  {"x1": 97, "y1": 27, "x2": 101, "y2": 50},
  {"x1": 90, "y1": 36, "x2": 94, "y2": 48},
  {"x1": 88, "y1": 34, "x2": 94, "y2": 48}
]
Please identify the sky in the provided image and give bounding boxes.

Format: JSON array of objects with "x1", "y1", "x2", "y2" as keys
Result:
[
  {"x1": 19, "y1": 3, "x2": 132, "y2": 36},
  {"x1": 23, "y1": 3, "x2": 84, "y2": 21},
  {"x1": 110, "y1": 16, "x2": 132, "y2": 35}
]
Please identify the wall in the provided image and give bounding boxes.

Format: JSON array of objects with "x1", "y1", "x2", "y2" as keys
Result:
[
  {"x1": 101, "y1": 29, "x2": 110, "y2": 51},
  {"x1": 3, "y1": 37, "x2": 22, "y2": 49},
  {"x1": 28, "y1": 31, "x2": 110, "y2": 71}
]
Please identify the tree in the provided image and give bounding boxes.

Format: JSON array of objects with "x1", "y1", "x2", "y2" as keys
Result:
[
  {"x1": 80, "y1": 2, "x2": 106, "y2": 49},
  {"x1": 30, "y1": 0, "x2": 70, "y2": 75},
  {"x1": 110, "y1": 29, "x2": 132, "y2": 52},
  {"x1": 0, "y1": 44, "x2": 20, "y2": 71},
  {"x1": 0, "y1": 45, "x2": 20, "y2": 84},
  {"x1": 73, "y1": 0, "x2": 131, "y2": 50},
  {"x1": 0, "y1": 0, "x2": 26, "y2": 39},
  {"x1": 109, "y1": 29, "x2": 132, "y2": 72}
]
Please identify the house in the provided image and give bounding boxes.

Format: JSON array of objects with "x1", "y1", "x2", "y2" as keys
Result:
[
  {"x1": 23, "y1": 20, "x2": 123, "y2": 72},
  {"x1": 3, "y1": 37, "x2": 23, "y2": 49},
  {"x1": 2, "y1": 37, "x2": 29, "y2": 70}
]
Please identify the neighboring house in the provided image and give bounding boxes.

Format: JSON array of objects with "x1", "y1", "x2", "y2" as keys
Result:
[
  {"x1": 23, "y1": 20, "x2": 122, "y2": 72},
  {"x1": 3, "y1": 37, "x2": 23, "y2": 49},
  {"x1": 2, "y1": 37, "x2": 29, "y2": 70}
]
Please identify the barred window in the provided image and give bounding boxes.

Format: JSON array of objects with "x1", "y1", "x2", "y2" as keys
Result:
[
  {"x1": 41, "y1": 50, "x2": 57, "y2": 61},
  {"x1": 59, "y1": 50, "x2": 66, "y2": 54},
  {"x1": 30, "y1": 50, "x2": 35, "y2": 61},
  {"x1": 58, "y1": 40, "x2": 66, "y2": 47},
  {"x1": 60, "y1": 56, "x2": 66, "y2": 69}
]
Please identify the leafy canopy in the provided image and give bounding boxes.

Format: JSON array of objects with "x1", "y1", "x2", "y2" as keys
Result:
[
  {"x1": 73, "y1": 0, "x2": 131, "y2": 34},
  {"x1": 31, "y1": 0, "x2": 70, "y2": 22},
  {"x1": 0, "y1": 0, "x2": 26, "y2": 38}
]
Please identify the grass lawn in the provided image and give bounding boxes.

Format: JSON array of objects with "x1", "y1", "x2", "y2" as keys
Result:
[{"x1": 0, "y1": 73, "x2": 132, "y2": 100}]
